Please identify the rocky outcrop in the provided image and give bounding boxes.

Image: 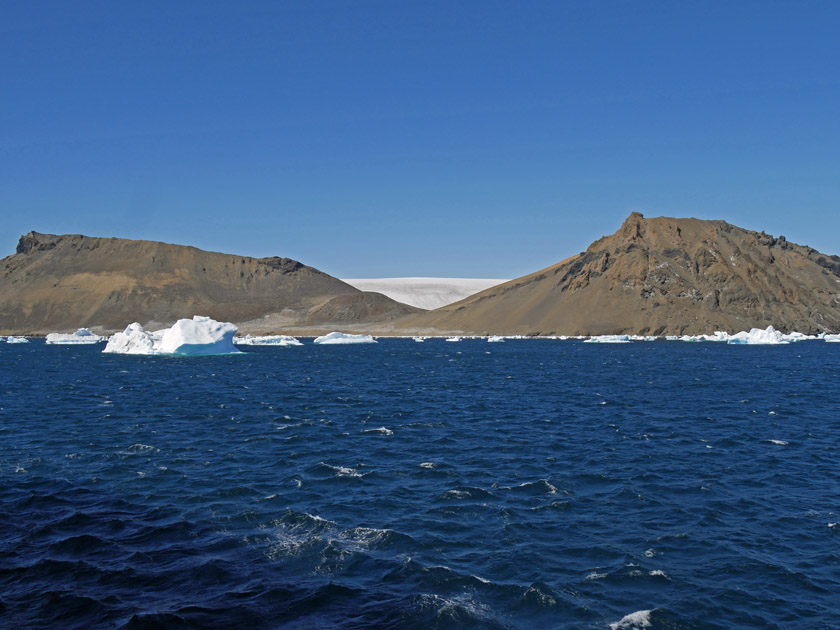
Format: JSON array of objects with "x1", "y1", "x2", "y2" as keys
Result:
[{"x1": 396, "y1": 214, "x2": 840, "y2": 336}]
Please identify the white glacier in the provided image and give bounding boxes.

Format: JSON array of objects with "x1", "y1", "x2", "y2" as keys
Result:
[
  {"x1": 235, "y1": 334, "x2": 302, "y2": 346},
  {"x1": 313, "y1": 332, "x2": 377, "y2": 345},
  {"x1": 103, "y1": 316, "x2": 240, "y2": 355},
  {"x1": 45, "y1": 328, "x2": 105, "y2": 344},
  {"x1": 340, "y1": 277, "x2": 509, "y2": 310}
]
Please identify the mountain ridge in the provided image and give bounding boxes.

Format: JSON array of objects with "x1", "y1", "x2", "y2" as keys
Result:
[
  {"x1": 0, "y1": 231, "x2": 420, "y2": 334},
  {"x1": 393, "y1": 213, "x2": 840, "y2": 336}
]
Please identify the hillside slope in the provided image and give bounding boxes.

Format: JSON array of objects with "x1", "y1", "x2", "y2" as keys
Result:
[
  {"x1": 396, "y1": 213, "x2": 840, "y2": 336},
  {"x1": 0, "y1": 232, "x2": 419, "y2": 334}
]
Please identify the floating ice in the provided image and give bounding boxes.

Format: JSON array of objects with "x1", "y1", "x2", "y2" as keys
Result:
[
  {"x1": 412, "y1": 336, "x2": 426, "y2": 342},
  {"x1": 103, "y1": 316, "x2": 240, "y2": 355},
  {"x1": 235, "y1": 334, "x2": 302, "y2": 346},
  {"x1": 313, "y1": 332, "x2": 377, "y2": 345},
  {"x1": 726, "y1": 326, "x2": 789, "y2": 345},
  {"x1": 45, "y1": 328, "x2": 105, "y2": 344},
  {"x1": 584, "y1": 335, "x2": 631, "y2": 343},
  {"x1": 823, "y1": 334, "x2": 840, "y2": 343},
  {"x1": 5, "y1": 336, "x2": 29, "y2": 344},
  {"x1": 487, "y1": 335, "x2": 505, "y2": 343},
  {"x1": 445, "y1": 336, "x2": 462, "y2": 342}
]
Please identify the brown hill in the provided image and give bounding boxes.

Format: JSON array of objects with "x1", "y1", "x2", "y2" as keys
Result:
[
  {"x1": 0, "y1": 232, "x2": 420, "y2": 334},
  {"x1": 395, "y1": 213, "x2": 840, "y2": 336}
]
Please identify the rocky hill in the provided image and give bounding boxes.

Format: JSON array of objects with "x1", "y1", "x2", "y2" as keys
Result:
[
  {"x1": 396, "y1": 213, "x2": 840, "y2": 336},
  {"x1": 0, "y1": 232, "x2": 420, "y2": 334}
]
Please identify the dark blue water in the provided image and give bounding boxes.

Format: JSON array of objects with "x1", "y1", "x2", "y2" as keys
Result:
[{"x1": 1, "y1": 340, "x2": 839, "y2": 629}]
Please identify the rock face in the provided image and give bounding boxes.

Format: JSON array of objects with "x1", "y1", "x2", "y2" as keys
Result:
[
  {"x1": 397, "y1": 213, "x2": 840, "y2": 336},
  {"x1": 0, "y1": 232, "x2": 420, "y2": 334}
]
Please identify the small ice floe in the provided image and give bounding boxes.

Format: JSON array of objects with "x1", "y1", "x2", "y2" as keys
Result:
[
  {"x1": 45, "y1": 328, "x2": 105, "y2": 344},
  {"x1": 445, "y1": 336, "x2": 462, "y2": 342},
  {"x1": 5, "y1": 336, "x2": 29, "y2": 343},
  {"x1": 584, "y1": 335, "x2": 631, "y2": 343},
  {"x1": 825, "y1": 334, "x2": 840, "y2": 343},
  {"x1": 767, "y1": 439, "x2": 789, "y2": 446},
  {"x1": 487, "y1": 335, "x2": 505, "y2": 343},
  {"x1": 419, "y1": 462, "x2": 437, "y2": 469},
  {"x1": 412, "y1": 337, "x2": 426, "y2": 342},
  {"x1": 313, "y1": 332, "x2": 376, "y2": 345},
  {"x1": 610, "y1": 609, "x2": 654, "y2": 629},
  {"x1": 235, "y1": 334, "x2": 302, "y2": 346},
  {"x1": 726, "y1": 326, "x2": 790, "y2": 345},
  {"x1": 103, "y1": 316, "x2": 240, "y2": 355}
]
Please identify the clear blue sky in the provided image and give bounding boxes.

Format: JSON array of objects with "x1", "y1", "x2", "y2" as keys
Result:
[{"x1": 2, "y1": 1, "x2": 838, "y2": 277}]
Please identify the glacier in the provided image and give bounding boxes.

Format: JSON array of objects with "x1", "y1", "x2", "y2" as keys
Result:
[
  {"x1": 103, "y1": 316, "x2": 240, "y2": 355},
  {"x1": 340, "y1": 277, "x2": 509, "y2": 310},
  {"x1": 45, "y1": 328, "x2": 105, "y2": 344},
  {"x1": 313, "y1": 332, "x2": 377, "y2": 345}
]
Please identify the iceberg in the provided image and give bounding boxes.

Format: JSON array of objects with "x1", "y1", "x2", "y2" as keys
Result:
[
  {"x1": 103, "y1": 316, "x2": 240, "y2": 355},
  {"x1": 5, "y1": 336, "x2": 29, "y2": 343},
  {"x1": 825, "y1": 334, "x2": 840, "y2": 343},
  {"x1": 45, "y1": 328, "x2": 105, "y2": 344},
  {"x1": 235, "y1": 334, "x2": 302, "y2": 346},
  {"x1": 313, "y1": 332, "x2": 377, "y2": 345},
  {"x1": 445, "y1": 336, "x2": 462, "y2": 342},
  {"x1": 726, "y1": 326, "x2": 789, "y2": 345},
  {"x1": 487, "y1": 335, "x2": 505, "y2": 343},
  {"x1": 584, "y1": 335, "x2": 631, "y2": 343}
]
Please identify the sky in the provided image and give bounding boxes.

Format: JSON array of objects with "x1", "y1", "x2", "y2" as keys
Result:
[{"x1": 2, "y1": 1, "x2": 839, "y2": 278}]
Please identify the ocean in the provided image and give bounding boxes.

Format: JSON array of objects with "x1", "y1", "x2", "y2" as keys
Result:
[{"x1": 1, "y1": 339, "x2": 838, "y2": 629}]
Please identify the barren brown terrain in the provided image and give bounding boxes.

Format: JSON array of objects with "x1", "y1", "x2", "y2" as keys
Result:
[
  {"x1": 0, "y1": 232, "x2": 420, "y2": 335},
  {"x1": 394, "y1": 213, "x2": 840, "y2": 336}
]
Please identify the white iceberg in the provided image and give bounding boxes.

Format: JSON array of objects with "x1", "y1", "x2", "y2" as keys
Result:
[
  {"x1": 313, "y1": 332, "x2": 377, "y2": 345},
  {"x1": 5, "y1": 336, "x2": 29, "y2": 343},
  {"x1": 825, "y1": 334, "x2": 840, "y2": 343},
  {"x1": 487, "y1": 335, "x2": 505, "y2": 343},
  {"x1": 103, "y1": 316, "x2": 240, "y2": 355},
  {"x1": 412, "y1": 336, "x2": 426, "y2": 342},
  {"x1": 235, "y1": 334, "x2": 302, "y2": 346},
  {"x1": 445, "y1": 336, "x2": 462, "y2": 342},
  {"x1": 726, "y1": 326, "x2": 789, "y2": 345},
  {"x1": 45, "y1": 328, "x2": 105, "y2": 344},
  {"x1": 584, "y1": 335, "x2": 631, "y2": 343}
]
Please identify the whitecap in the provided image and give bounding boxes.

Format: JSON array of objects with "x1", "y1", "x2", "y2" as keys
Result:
[
  {"x1": 610, "y1": 609, "x2": 654, "y2": 629},
  {"x1": 584, "y1": 571, "x2": 608, "y2": 581},
  {"x1": 362, "y1": 427, "x2": 394, "y2": 436},
  {"x1": 419, "y1": 462, "x2": 437, "y2": 469}
]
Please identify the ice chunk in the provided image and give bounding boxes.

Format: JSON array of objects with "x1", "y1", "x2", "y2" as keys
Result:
[
  {"x1": 584, "y1": 335, "x2": 631, "y2": 343},
  {"x1": 412, "y1": 336, "x2": 426, "y2": 342},
  {"x1": 45, "y1": 328, "x2": 105, "y2": 344},
  {"x1": 445, "y1": 336, "x2": 462, "y2": 342},
  {"x1": 726, "y1": 326, "x2": 789, "y2": 345},
  {"x1": 487, "y1": 335, "x2": 504, "y2": 343},
  {"x1": 313, "y1": 332, "x2": 377, "y2": 345},
  {"x1": 5, "y1": 336, "x2": 29, "y2": 343},
  {"x1": 103, "y1": 316, "x2": 240, "y2": 355},
  {"x1": 235, "y1": 334, "x2": 302, "y2": 346},
  {"x1": 825, "y1": 334, "x2": 840, "y2": 343}
]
